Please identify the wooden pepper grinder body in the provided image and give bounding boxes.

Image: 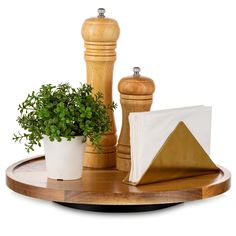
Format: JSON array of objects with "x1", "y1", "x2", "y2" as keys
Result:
[
  {"x1": 82, "y1": 9, "x2": 120, "y2": 168},
  {"x1": 117, "y1": 67, "x2": 155, "y2": 171}
]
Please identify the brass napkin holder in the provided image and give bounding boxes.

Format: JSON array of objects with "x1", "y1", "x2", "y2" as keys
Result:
[{"x1": 124, "y1": 121, "x2": 220, "y2": 186}]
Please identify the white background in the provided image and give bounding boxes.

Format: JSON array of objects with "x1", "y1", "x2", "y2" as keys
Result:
[{"x1": 0, "y1": 0, "x2": 235, "y2": 235}]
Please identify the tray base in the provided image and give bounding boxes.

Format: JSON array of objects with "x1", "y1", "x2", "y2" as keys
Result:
[{"x1": 55, "y1": 202, "x2": 181, "y2": 212}]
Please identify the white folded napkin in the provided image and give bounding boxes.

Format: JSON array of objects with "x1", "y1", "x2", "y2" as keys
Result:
[{"x1": 128, "y1": 105, "x2": 212, "y2": 183}]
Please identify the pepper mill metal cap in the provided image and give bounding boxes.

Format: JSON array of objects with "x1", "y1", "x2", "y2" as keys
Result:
[
  {"x1": 118, "y1": 67, "x2": 155, "y2": 95},
  {"x1": 98, "y1": 8, "x2": 105, "y2": 18}
]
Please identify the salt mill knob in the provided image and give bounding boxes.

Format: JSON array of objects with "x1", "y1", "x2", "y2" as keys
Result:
[
  {"x1": 98, "y1": 8, "x2": 105, "y2": 18},
  {"x1": 133, "y1": 67, "x2": 141, "y2": 77},
  {"x1": 117, "y1": 67, "x2": 155, "y2": 172}
]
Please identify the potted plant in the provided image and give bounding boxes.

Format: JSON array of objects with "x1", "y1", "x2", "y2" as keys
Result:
[{"x1": 13, "y1": 83, "x2": 116, "y2": 180}]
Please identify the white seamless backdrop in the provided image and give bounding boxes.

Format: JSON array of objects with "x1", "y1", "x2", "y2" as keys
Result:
[{"x1": 0, "y1": 1, "x2": 235, "y2": 236}]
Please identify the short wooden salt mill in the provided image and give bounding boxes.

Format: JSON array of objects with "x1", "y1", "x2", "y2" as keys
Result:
[
  {"x1": 81, "y1": 8, "x2": 120, "y2": 168},
  {"x1": 117, "y1": 67, "x2": 155, "y2": 171}
]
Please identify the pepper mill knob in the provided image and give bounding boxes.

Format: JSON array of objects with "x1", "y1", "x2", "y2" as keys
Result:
[
  {"x1": 117, "y1": 67, "x2": 155, "y2": 172},
  {"x1": 98, "y1": 8, "x2": 105, "y2": 18}
]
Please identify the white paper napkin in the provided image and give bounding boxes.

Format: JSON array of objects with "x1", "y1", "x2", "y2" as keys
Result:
[{"x1": 128, "y1": 105, "x2": 212, "y2": 183}]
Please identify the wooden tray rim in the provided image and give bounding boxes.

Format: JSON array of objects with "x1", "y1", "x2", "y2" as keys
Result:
[{"x1": 6, "y1": 156, "x2": 231, "y2": 205}]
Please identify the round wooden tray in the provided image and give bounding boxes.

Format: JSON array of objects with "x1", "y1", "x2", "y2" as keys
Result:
[{"x1": 6, "y1": 156, "x2": 231, "y2": 212}]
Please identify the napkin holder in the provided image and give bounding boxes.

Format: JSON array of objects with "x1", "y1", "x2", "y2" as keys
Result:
[{"x1": 124, "y1": 121, "x2": 220, "y2": 186}]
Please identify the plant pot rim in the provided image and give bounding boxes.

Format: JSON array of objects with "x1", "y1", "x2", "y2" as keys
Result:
[{"x1": 43, "y1": 135, "x2": 84, "y2": 140}]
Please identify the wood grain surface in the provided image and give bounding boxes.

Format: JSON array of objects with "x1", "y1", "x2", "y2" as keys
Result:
[{"x1": 6, "y1": 156, "x2": 231, "y2": 205}]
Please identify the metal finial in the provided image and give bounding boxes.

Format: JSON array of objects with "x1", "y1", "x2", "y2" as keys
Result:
[
  {"x1": 133, "y1": 67, "x2": 141, "y2": 77},
  {"x1": 98, "y1": 8, "x2": 105, "y2": 18}
]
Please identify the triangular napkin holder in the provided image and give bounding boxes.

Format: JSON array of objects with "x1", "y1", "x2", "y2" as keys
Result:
[{"x1": 124, "y1": 121, "x2": 220, "y2": 186}]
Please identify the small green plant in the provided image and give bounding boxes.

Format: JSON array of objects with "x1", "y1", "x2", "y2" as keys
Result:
[{"x1": 13, "y1": 83, "x2": 117, "y2": 152}]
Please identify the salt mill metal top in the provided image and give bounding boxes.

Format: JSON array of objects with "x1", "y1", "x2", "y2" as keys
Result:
[
  {"x1": 117, "y1": 67, "x2": 155, "y2": 171},
  {"x1": 81, "y1": 8, "x2": 120, "y2": 168}
]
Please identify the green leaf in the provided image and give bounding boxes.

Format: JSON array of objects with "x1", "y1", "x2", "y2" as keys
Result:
[{"x1": 13, "y1": 83, "x2": 117, "y2": 151}]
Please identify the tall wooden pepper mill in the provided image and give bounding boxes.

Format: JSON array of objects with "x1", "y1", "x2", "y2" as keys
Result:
[
  {"x1": 81, "y1": 8, "x2": 120, "y2": 168},
  {"x1": 117, "y1": 67, "x2": 155, "y2": 171}
]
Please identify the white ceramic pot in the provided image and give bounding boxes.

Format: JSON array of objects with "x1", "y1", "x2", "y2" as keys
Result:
[{"x1": 43, "y1": 136, "x2": 86, "y2": 180}]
